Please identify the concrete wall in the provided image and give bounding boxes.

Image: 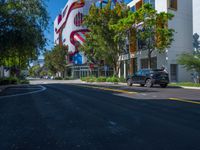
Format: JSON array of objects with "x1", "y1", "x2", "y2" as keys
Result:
[
  {"x1": 193, "y1": 0, "x2": 200, "y2": 34},
  {"x1": 167, "y1": 0, "x2": 193, "y2": 82},
  {"x1": 155, "y1": 0, "x2": 167, "y2": 13},
  {"x1": 130, "y1": 0, "x2": 193, "y2": 82}
]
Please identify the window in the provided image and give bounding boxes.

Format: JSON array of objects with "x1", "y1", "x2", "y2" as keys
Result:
[
  {"x1": 170, "y1": 64, "x2": 178, "y2": 82},
  {"x1": 131, "y1": 6, "x2": 135, "y2": 12},
  {"x1": 141, "y1": 57, "x2": 157, "y2": 69},
  {"x1": 168, "y1": 0, "x2": 177, "y2": 10}
]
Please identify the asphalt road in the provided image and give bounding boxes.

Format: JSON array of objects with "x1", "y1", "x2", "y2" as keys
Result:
[{"x1": 0, "y1": 81, "x2": 200, "y2": 150}]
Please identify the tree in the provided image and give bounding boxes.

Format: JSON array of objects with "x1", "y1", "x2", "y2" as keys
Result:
[
  {"x1": 81, "y1": 2, "x2": 129, "y2": 75},
  {"x1": 44, "y1": 45, "x2": 68, "y2": 77},
  {"x1": 111, "y1": 4, "x2": 175, "y2": 68},
  {"x1": 193, "y1": 33, "x2": 200, "y2": 53},
  {"x1": 29, "y1": 65, "x2": 42, "y2": 77},
  {"x1": 0, "y1": 0, "x2": 49, "y2": 71},
  {"x1": 177, "y1": 53, "x2": 200, "y2": 83}
]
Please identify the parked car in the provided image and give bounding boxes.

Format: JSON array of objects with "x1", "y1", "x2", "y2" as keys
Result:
[{"x1": 127, "y1": 69, "x2": 169, "y2": 88}]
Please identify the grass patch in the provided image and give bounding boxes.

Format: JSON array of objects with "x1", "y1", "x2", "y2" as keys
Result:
[{"x1": 169, "y1": 82, "x2": 200, "y2": 87}]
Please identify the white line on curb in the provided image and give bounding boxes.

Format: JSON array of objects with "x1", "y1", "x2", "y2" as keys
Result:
[{"x1": 0, "y1": 85, "x2": 46, "y2": 99}]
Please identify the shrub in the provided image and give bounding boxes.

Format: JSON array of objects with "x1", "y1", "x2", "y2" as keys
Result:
[
  {"x1": 81, "y1": 76, "x2": 96, "y2": 82},
  {"x1": 64, "y1": 77, "x2": 74, "y2": 80},
  {"x1": 119, "y1": 77, "x2": 126, "y2": 83},
  {"x1": 54, "y1": 77, "x2": 63, "y2": 80},
  {"x1": 88, "y1": 76, "x2": 96, "y2": 82},
  {"x1": 81, "y1": 77, "x2": 86, "y2": 81},
  {"x1": 96, "y1": 76, "x2": 107, "y2": 82},
  {"x1": 106, "y1": 76, "x2": 119, "y2": 83},
  {"x1": 0, "y1": 77, "x2": 18, "y2": 85},
  {"x1": 19, "y1": 80, "x2": 30, "y2": 84}
]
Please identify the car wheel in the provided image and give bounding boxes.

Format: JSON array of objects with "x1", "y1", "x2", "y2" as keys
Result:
[
  {"x1": 140, "y1": 84, "x2": 145, "y2": 87},
  {"x1": 160, "y1": 84, "x2": 167, "y2": 88},
  {"x1": 146, "y1": 79, "x2": 153, "y2": 88},
  {"x1": 127, "y1": 79, "x2": 133, "y2": 86}
]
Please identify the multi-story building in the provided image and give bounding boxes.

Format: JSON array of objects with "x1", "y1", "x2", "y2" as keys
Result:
[
  {"x1": 119, "y1": 0, "x2": 193, "y2": 82},
  {"x1": 54, "y1": 0, "x2": 121, "y2": 78},
  {"x1": 54, "y1": 0, "x2": 99, "y2": 78},
  {"x1": 193, "y1": 0, "x2": 200, "y2": 35}
]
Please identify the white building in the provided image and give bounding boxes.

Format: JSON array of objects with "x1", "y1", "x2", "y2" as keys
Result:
[
  {"x1": 54, "y1": 0, "x2": 99, "y2": 65},
  {"x1": 122, "y1": 0, "x2": 193, "y2": 82},
  {"x1": 193, "y1": 0, "x2": 200, "y2": 35},
  {"x1": 54, "y1": 0, "x2": 99, "y2": 78}
]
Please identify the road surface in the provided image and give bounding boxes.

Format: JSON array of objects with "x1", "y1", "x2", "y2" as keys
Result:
[{"x1": 0, "y1": 80, "x2": 200, "y2": 150}]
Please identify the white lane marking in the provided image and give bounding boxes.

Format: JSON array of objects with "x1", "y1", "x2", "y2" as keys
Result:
[
  {"x1": 7, "y1": 88, "x2": 42, "y2": 90},
  {"x1": 0, "y1": 85, "x2": 46, "y2": 99}
]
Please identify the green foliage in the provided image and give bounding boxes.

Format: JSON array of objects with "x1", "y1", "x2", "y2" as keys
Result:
[
  {"x1": 54, "y1": 77, "x2": 63, "y2": 80},
  {"x1": 44, "y1": 45, "x2": 68, "y2": 75},
  {"x1": 0, "y1": 77, "x2": 29, "y2": 85},
  {"x1": 177, "y1": 53, "x2": 200, "y2": 74},
  {"x1": 96, "y1": 76, "x2": 107, "y2": 82},
  {"x1": 81, "y1": 76, "x2": 96, "y2": 82},
  {"x1": 81, "y1": 76, "x2": 122, "y2": 83},
  {"x1": 106, "y1": 76, "x2": 119, "y2": 83},
  {"x1": 112, "y1": 4, "x2": 174, "y2": 68},
  {"x1": 0, "y1": 77, "x2": 18, "y2": 85},
  {"x1": 119, "y1": 77, "x2": 126, "y2": 83},
  {"x1": 0, "y1": 0, "x2": 49, "y2": 69},
  {"x1": 64, "y1": 77, "x2": 74, "y2": 80},
  {"x1": 81, "y1": 2, "x2": 129, "y2": 74},
  {"x1": 29, "y1": 65, "x2": 42, "y2": 77},
  {"x1": 19, "y1": 79, "x2": 30, "y2": 84},
  {"x1": 193, "y1": 33, "x2": 200, "y2": 51},
  {"x1": 169, "y1": 82, "x2": 200, "y2": 87}
]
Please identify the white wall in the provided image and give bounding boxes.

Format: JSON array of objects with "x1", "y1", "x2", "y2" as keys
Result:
[
  {"x1": 167, "y1": 0, "x2": 193, "y2": 82},
  {"x1": 193, "y1": 0, "x2": 200, "y2": 34},
  {"x1": 155, "y1": 0, "x2": 167, "y2": 13}
]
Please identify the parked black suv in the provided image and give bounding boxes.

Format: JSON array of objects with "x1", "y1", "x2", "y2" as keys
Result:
[{"x1": 127, "y1": 69, "x2": 169, "y2": 88}]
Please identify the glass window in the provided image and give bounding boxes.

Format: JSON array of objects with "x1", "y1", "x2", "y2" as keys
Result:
[
  {"x1": 131, "y1": 6, "x2": 135, "y2": 12},
  {"x1": 168, "y1": 0, "x2": 177, "y2": 10},
  {"x1": 136, "y1": 70, "x2": 143, "y2": 76},
  {"x1": 140, "y1": 57, "x2": 157, "y2": 69}
]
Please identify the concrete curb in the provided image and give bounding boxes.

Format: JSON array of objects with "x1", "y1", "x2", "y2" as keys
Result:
[
  {"x1": 180, "y1": 86, "x2": 200, "y2": 90},
  {"x1": 80, "y1": 81, "x2": 200, "y2": 90},
  {"x1": 0, "y1": 85, "x2": 10, "y2": 93},
  {"x1": 0, "y1": 84, "x2": 29, "y2": 93}
]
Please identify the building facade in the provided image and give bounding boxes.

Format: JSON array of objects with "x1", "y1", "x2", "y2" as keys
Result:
[
  {"x1": 119, "y1": 0, "x2": 193, "y2": 82},
  {"x1": 54, "y1": 0, "x2": 99, "y2": 78},
  {"x1": 54, "y1": 0, "x2": 121, "y2": 78},
  {"x1": 193, "y1": 0, "x2": 200, "y2": 35}
]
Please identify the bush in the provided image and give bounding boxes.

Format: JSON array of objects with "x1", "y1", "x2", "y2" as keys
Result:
[
  {"x1": 64, "y1": 77, "x2": 74, "y2": 80},
  {"x1": 54, "y1": 77, "x2": 63, "y2": 80},
  {"x1": 88, "y1": 76, "x2": 96, "y2": 82},
  {"x1": 106, "y1": 76, "x2": 119, "y2": 83},
  {"x1": 81, "y1": 76, "x2": 96, "y2": 82},
  {"x1": 0, "y1": 77, "x2": 18, "y2": 85},
  {"x1": 19, "y1": 80, "x2": 30, "y2": 84},
  {"x1": 119, "y1": 77, "x2": 126, "y2": 83},
  {"x1": 96, "y1": 76, "x2": 107, "y2": 82},
  {"x1": 81, "y1": 77, "x2": 86, "y2": 81}
]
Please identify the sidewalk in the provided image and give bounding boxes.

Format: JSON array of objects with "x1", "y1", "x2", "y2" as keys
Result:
[{"x1": 80, "y1": 81, "x2": 200, "y2": 90}]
